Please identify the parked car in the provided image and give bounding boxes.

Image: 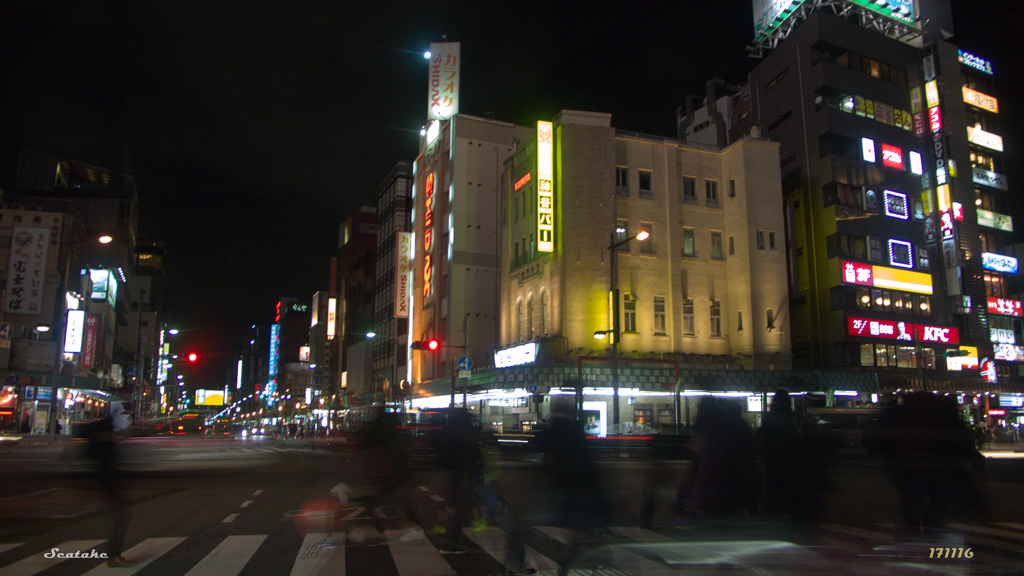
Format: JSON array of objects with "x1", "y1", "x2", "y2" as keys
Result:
[{"x1": 803, "y1": 407, "x2": 885, "y2": 455}]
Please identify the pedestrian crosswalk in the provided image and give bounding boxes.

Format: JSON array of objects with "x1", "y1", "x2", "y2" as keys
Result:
[{"x1": 3, "y1": 521, "x2": 1024, "y2": 576}]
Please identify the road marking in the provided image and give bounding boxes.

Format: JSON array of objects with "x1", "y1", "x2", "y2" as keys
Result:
[
  {"x1": 948, "y1": 523, "x2": 1024, "y2": 543},
  {"x1": 253, "y1": 490, "x2": 264, "y2": 496},
  {"x1": 383, "y1": 529, "x2": 455, "y2": 576},
  {"x1": 0, "y1": 544, "x2": 23, "y2": 555},
  {"x1": 240, "y1": 500, "x2": 253, "y2": 508},
  {"x1": 534, "y1": 526, "x2": 667, "y2": 573},
  {"x1": 183, "y1": 535, "x2": 267, "y2": 576},
  {"x1": 462, "y1": 526, "x2": 558, "y2": 573},
  {"x1": 429, "y1": 495, "x2": 444, "y2": 502},
  {"x1": 0, "y1": 488, "x2": 58, "y2": 502},
  {"x1": 289, "y1": 532, "x2": 344, "y2": 576},
  {"x1": 0, "y1": 539, "x2": 105, "y2": 576},
  {"x1": 222, "y1": 514, "x2": 240, "y2": 523},
  {"x1": 610, "y1": 526, "x2": 676, "y2": 543},
  {"x1": 418, "y1": 486, "x2": 429, "y2": 491},
  {"x1": 82, "y1": 537, "x2": 185, "y2": 575},
  {"x1": 820, "y1": 524, "x2": 892, "y2": 542},
  {"x1": 996, "y1": 522, "x2": 1024, "y2": 531}
]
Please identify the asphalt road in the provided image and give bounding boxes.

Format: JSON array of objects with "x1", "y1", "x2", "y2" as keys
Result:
[{"x1": 0, "y1": 436, "x2": 1021, "y2": 575}]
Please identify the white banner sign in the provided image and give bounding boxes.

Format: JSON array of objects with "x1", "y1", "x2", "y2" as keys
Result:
[
  {"x1": 395, "y1": 231, "x2": 412, "y2": 318},
  {"x1": 967, "y1": 125, "x2": 1003, "y2": 152},
  {"x1": 972, "y1": 167, "x2": 1007, "y2": 191},
  {"x1": 427, "y1": 42, "x2": 460, "y2": 120},
  {"x1": 5, "y1": 227, "x2": 52, "y2": 316}
]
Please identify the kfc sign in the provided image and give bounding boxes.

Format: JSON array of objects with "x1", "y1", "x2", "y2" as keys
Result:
[
  {"x1": 841, "y1": 261, "x2": 873, "y2": 286},
  {"x1": 847, "y1": 317, "x2": 913, "y2": 341},
  {"x1": 881, "y1": 143, "x2": 904, "y2": 170},
  {"x1": 915, "y1": 324, "x2": 960, "y2": 345},
  {"x1": 987, "y1": 297, "x2": 1022, "y2": 317}
]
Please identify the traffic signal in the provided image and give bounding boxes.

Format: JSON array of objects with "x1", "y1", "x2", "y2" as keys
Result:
[
  {"x1": 410, "y1": 339, "x2": 440, "y2": 351},
  {"x1": 188, "y1": 352, "x2": 199, "y2": 363}
]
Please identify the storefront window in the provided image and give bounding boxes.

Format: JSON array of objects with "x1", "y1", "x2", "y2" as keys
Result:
[
  {"x1": 875, "y1": 344, "x2": 889, "y2": 367},
  {"x1": 897, "y1": 347, "x2": 916, "y2": 369},
  {"x1": 856, "y1": 288, "x2": 871, "y2": 310},
  {"x1": 919, "y1": 348, "x2": 936, "y2": 370},
  {"x1": 893, "y1": 293, "x2": 912, "y2": 315},
  {"x1": 917, "y1": 295, "x2": 931, "y2": 317},
  {"x1": 860, "y1": 344, "x2": 875, "y2": 366},
  {"x1": 985, "y1": 274, "x2": 1007, "y2": 298},
  {"x1": 872, "y1": 289, "x2": 892, "y2": 312}
]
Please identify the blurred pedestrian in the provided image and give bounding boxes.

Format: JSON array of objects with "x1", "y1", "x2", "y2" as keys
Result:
[
  {"x1": 757, "y1": 389, "x2": 820, "y2": 520},
  {"x1": 678, "y1": 397, "x2": 757, "y2": 517},
  {"x1": 865, "y1": 392, "x2": 987, "y2": 535},
  {"x1": 84, "y1": 416, "x2": 136, "y2": 568},
  {"x1": 20, "y1": 417, "x2": 30, "y2": 433},
  {"x1": 434, "y1": 410, "x2": 482, "y2": 554}
]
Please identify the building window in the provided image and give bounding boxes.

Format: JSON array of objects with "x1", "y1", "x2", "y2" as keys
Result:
[
  {"x1": 616, "y1": 166, "x2": 629, "y2": 195},
  {"x1": 529, "y1": 233, "x2": 535, "y2": 260},
  {"x1": 917, "y1": 295, "x2": 931, "y2": 317},
  {"x1": 706, "y1": 179, "x2": 719, "y2": 203},
  {"x1": 711, "y1": 232, "x2": 724, "y2": 260},
  {"x1": 514, "y1": 196, "x2": 520, "y2": 222},
  {"x1": 737, "y1": 310, "x2": 743, "y2": 331},
  {"x1": 729, "y1": 179, "x2": 736, "y2": 197},
  {"x1": 710, "y1": 301, "x2": 722, "y2": 337},
  {"x1": 653, "y1": 296, "x2": 666, "y2": 334},
  {"x1": 769, "y1": 231, "x2": 776, "y2": 249},
  {"x1": 623, "y1": 295, "x2": 637, "y2": 333},
  {"x1": 616, "y1": 220, "x2": 629, "y2": 251},
  {"x1": 766, "y1": 308, "x2": 776, "y2": 331},
  {"x1": 985, "y1": 274, "x2": 1006, "y2": 297},
  {"x1": 728, "y1": 236, "x2": 735, "y2": 255},
  {"x1": 682, "y1": 177, "x2": 697, "y2": 204},
  {"x1": 682, "y1": 228, "x2": 696, "y2": 257},
  {"x1": 856, "y1": 288, "x2": 871, "y2": 310},
  {"x1": 513, "y1": 241, "x2": 519, "y2": 269},
  {"x1": 683, "y1": 298, "x2": 695, "y2": 335},
  {"x1": 640, "y1": 223, "x2": 653, "y2": 254},
  {"x1": 539, "y1": 290, "x2": 548, "y2": 335},
  {"x1": 860, "y1": 344, "x2": 874, "y2": 366},
  {"x1": 757, "y1": 230, "x2": 765, "y2": 249},
  {"x1": 527, "y1": 295, "x2": 534, "y2": 340},
  {"x1": 516, "y1": 300, "x2": 523, "y2": 342},
  {"x1": 638, "y1": 170, "x2": 653, "y2": 199}
]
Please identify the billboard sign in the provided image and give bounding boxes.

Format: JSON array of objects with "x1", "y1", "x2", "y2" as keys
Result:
[
  {"x1": 195, "y1": 389, "x2": 225, "y2": 406},
  {"x1": 6, "y1": 227, "x2": 52, "y2": 315},
  {"x1": 269, "y1": 323, "x2": 280, "y2": 377},
  {"x1": 494, "y1": 342, "x2": 539, "y2": 368},
  {"x1": 395, "y1": 231, "x2": 412, "y2": 318},
  {"x1": 962, "y1": 87, "x2": 998, "y2": 113},
  {"x1": 537, "y1": 121, "x2": 555, "y2": 252},
  {"x1": 847, "y1": 317, "x2": 913, "y2": 341},
  {"x1": 63, "y1": 309, "x2": 85, "y2": 353},
  {"x1": 840, "y1": 261, "x2": 933, "y2": 294},
  {"x1": 982, "y1": 253, "x2": 1018, "y2": 274},
  {"x1": 988, "y1": 297, "x2": 1022, "y2": 317},
  {"x1": 958, "y1": 49, "x2": 993, "y2": 75},
  {"x1": 753, "y1": 0, "x2": 913, "y2": 43},
  {"x1": 82, "y1": 314, "x2": 101, "y2": 369},
  {"x1": 427, "y1": 42, "x2": 460, "y2": 120},
  {"x1": 976, "y1": 209, "x2": 1013, "y2": 232},
  {"x1": 972, "y1": 168, "x2": 1007, "y2": 191},
  {"x1": 967, "y1": 125, "x2": 1004, "y2": 152},
  {"x1": 994, "y1": 344, "x2": 1024, "y2": 362}
]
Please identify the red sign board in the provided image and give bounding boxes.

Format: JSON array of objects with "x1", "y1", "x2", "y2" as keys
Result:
[
  {"x1": 928, "y1": 106, "x2": 942, "y2": 133},
  {"x1": 881, "y1": 143, "x2": 904, "y2": 170},
  {"x1": 847, "y1": 317, "x2": 959, "y2": 345},
  {"x1": 82, "y1": 314, "x2": 100, "y2": 369},
  {"x1": 987, "y1": 297, "x2": 1022, "y2": 317},
  {"x1": 847, "y1": 317, "x2": 913, "y2": 341},
  {"x1": 914, "y1": 324, "x2": 960, "y2": 344},
  {"x1": 841, "y1": 261, "x2": 873, "y2": 286}
]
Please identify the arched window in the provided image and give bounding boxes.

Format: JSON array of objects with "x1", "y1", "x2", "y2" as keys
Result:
[
  {"x1": 527, "y1": 294, "x2": 534, "y2": 340},
  {"x1": 540, "y1": 290, "x2": 548, "y2": 335}
]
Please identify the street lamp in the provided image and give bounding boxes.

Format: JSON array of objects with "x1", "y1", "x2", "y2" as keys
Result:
[{"x1": 607, "y1": 228, "x2": 650, "y2": 427}]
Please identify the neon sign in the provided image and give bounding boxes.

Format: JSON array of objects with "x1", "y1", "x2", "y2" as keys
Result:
[
  {"x1": 958, "y1": 49, "x2": 993, "y2": 75},
  {"x1": 428, "y1": 42, "x2": 460, "y2": 120},
  {"x1": 423, "y1": 171, "x2": 435, "y2": 299},
  {"x1": 841, "y1": 261, "x2": 933, "y2": 294},
  {"x1": 987, "y1": 297, "x2": 1022, "y2": 318},
  {"x1": 883, "y1": 190, "x2": 908, "y2": 220},
  {"x1": 888, "y1": 239, "x2": 913, "y2": 269},
  {"x1": 494, "y1": 342, "x2": 539, "y2": 368},
  {"x1": 962, "y1": 87, "x2": 998, "y2": 113},
  {"x1": 881, "y1": 143, "x2": 903, "y2": 170},
  {"x1": 982, "y1": 252, "x2": 1018, "y2": 274},
  {"x1": 537, "y1": 121, "x2": 554, "y2": 253},
  {"x1": 514, "y1": 172, "x2": 532, "y2": 192},
  {"x1": 967, "y1": 125, "x2": 1003, "y2": 152}
]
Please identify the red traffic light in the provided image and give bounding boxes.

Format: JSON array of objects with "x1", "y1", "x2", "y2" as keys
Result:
[
  {"x1": 188, "y1": 352, "x2": 199, "y2": 363},
  {"x1": 411, "y1": 339, "x2": 440, "y2": 351}
]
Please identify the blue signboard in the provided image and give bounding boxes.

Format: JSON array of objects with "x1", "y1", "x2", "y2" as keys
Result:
[
  {"x1": 982, "y1": 252, "x2": 1018, "y2": 274},
  {"x1": 269, "y1": 324, "x2": 280, "y2": 377}
]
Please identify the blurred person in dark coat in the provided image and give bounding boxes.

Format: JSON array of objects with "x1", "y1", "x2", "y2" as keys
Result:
[
  {"x1": 84, "y1": 416, "x2": 137, "y2": 568},
  {"x1": 865, "y1": 392, "x2": 987, "y2": 535},
  {"x1": 434, "y1": 410, "x2": 482, "y2": 554},
  {"x1": 678, "y1": 397, "x2": 757, "y2": 517},
  {"x1": 757, "y1": 389, "x2": 823, "y2": 521}
]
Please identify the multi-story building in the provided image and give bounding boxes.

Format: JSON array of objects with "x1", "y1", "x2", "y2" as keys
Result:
[
  {"x1": 409, "y1": 114, "x2": 533, "y2": 387},
  {"x1": 331, "y1": 206, "x2": 377, "y2": 407},
  {"x1": 720, "y1": 3, "x2": 1021, "y2": 402},
  {"x1": 372, "y1": 162, "x2": 413, "y2": 407}
]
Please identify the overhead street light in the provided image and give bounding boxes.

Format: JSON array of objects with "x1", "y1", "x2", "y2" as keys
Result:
[{"x1": 607, "y1": 227, "x2": 651, "y2": 426}]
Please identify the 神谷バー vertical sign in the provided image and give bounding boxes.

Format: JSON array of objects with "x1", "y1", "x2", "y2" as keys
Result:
[{"x1": 537, "y1": 121, "x2": 554, "y2": 252}]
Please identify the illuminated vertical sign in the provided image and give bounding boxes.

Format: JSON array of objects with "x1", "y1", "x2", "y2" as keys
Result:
[
  {"x1": 427, "y1": 42, "x2": 460, "y2": 120},
  {"x1": 236, "y1": 359, "x2": 243, "y2": 390},
  {"x1": 327, "y1": 298, "x2": 337, "y2": 339},
  {"x1": 395, "y1": 231, "x2": 412, "y2": 318},
  {"x1": 423, "y1": 171, "x2": 435, "y2": 300},
  {"x1": 861, "y1": 138, "x2": 876, "y2": 163},
  {"x1": 82, "y1": 314, "x2": 100, "y2": 368},
  {"x1": 63, "y1": 309, "x2": 85, "y2": 353},
  {"x1": 537, "y1": 121, "x2": 554, "y2": 252},
  {"x1": 269, "y1": 323, "x2": 280, "y2": 377}
]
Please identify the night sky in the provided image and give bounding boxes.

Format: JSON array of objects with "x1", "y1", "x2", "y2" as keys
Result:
[{"x1": 0, "y1": 1, "x2": 1019, "y2": 387}]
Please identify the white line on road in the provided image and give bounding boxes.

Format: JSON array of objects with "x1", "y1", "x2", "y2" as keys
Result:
[
  {"x1": 82, "y1": 537, "x2": 186, "y2": 575},
  {"x1": 253, "y1": 490, "x2": 264, "y2": 496},
  {"x1": 0, "y1": 539, "x2": 105, "y2": 576},
  {"x1": 0, "y1": 544, "x2": 23, "y2": 555},
  {"x1": 222, "y1": 514, "x2": 240, "y2": 523},
  {"x1": 418, "y1": 486, "x2": 429, "y2": 491},
  {"x1": 462, "y1": 526, "x2": 558, "y2": 573},
  {"x1": 183, "y1": 535, "x2": 267, "y2": 576},
  {"x1": 289, "y1": 532, "x2": 344, "y2": 576},
  {"x1": 240, "y1": 500, "x2": 253, "y2": 508},
  {"x1": 948, "y1": 523, "x2": 1024, "y2": 543},
  {"x1": 429, "y1": 495, "x2": 444, "y2": 502},
  {"x1": 384, "y1": 529, "x2": 455, "y2": 576},
  {"x1": 996, "y1": 522, "x2": 1024, "y2": 531},
  {"x1": 610, "y1": 526, "x2": 676, "y2": 543}
]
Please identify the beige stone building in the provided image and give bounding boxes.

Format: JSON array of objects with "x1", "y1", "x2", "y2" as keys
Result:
[{"x1": 499, "y1": 110, "x2": 792, "y2": 365}]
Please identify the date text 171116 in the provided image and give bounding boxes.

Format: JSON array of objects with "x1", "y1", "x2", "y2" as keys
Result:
[{"x1": 930, "y1": 548, "x2": 972, "y2": 559}]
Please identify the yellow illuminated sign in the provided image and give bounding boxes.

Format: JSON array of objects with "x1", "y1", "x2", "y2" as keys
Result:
[
  {"x1": 925, "y1": 80, "x2": 939, "y2": 109},
  {"x1": 872, "y1": 266, "x2": 933, "y2": 295},
  {"x1": 936, "y1": 184, "x2": 951, "y2": 212},
  {"x1": 962, "y1": 87, "x2": 998, "y2": 114},
  {"x1": 537, "y1": 121, "x2": 554, "y2": 252}
]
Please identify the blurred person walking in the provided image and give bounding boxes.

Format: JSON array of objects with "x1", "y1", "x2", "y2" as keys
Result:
[
  {"x1": 434, "y1": 409, "x2": 482, "y2": 554},
  {"x1": 678, "y1": 397, "x2": 757, "y2": 518},
  {"x1": 83, "y1": 415, "x2": 136, "y2": 568},
  {"x1": 865, "y1": 392, "x2": 987, "y2": 536},
  {"x1": 757, "y1": 389, "x2": 821, "y2": 521}
]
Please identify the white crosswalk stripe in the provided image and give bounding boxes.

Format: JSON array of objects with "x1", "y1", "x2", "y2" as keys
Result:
[
  {"x1": 183, "y1": 534, "x2": 267, "y2": 576},
  {"x1": 0, "y1": 540, "x2": 105, "y2": 576},
  {"x1": 81, "y1": 537, "x2": 185, "y2": 575},
  {"x1": 4, "y1": 521, "x2": 1024, "y2": 576}
]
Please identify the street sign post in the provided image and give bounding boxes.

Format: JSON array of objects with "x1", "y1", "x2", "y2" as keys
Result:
[{"x1": 457, "y1": 355, "x2": 472, "y2": 371}]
